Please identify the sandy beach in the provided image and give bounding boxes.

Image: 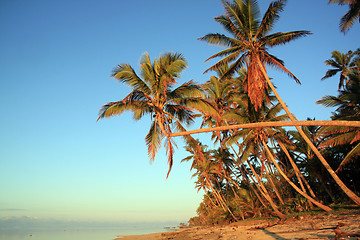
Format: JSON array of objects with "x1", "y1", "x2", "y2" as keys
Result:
[{"x1": 115, "y1": 210, "x2": 360, "y2": 240}]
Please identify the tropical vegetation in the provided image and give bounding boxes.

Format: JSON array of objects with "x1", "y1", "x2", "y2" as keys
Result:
[{"x1": 98, "y1": 0, "x2": 360, "y2": 226}]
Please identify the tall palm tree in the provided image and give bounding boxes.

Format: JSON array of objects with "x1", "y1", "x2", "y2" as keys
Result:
[
  {"x1": 321, "y1": 49, "x2": 360, "y2": 90},
  {"x1": 198, "y1": 0, "x2": 360, "y2": 205},
  {"x1": 98, "y1": 52, "x2": 204, "y2": 178},
  {"x1": 329, "y1": 0, "x2": 360, "y2": 32},
  {"x1": 198, "y1": 0, "x2": 310, "y2": 111}
]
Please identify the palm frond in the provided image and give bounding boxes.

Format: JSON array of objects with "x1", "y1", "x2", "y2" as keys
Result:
[
  {"x1": 112, "y1": 63, "x2": 151, "y2": 95},
  {"x1": 165, "y1": 104, "x2": 196, "y2": 125},
  {"x1": 262, "y1": 51, "x2": 301, "y2": 84},
  {"x1": 336, "y1": 142, "x2": 360, "y2": 172},
  {"x1": 316, "y1": 95, "x2": 343, "y2": 107},
  {"x1": 339, "y1": 1, "x2": 360, "y2": 32},
  {"x1": 256, "y1": 0, "x2": 285, "y2": 37},
  {"x1": 145, "y1": 121, "x2": 163, "y2": 161},
  {"x1": 221, "y1": 54, "x2": 247, "y2": 79},
  {"x1": 321, "y1": 69, "x2": 341, "y2": 80},
  {"x1": 169, "y1": 80, "x2": 204, "y2": 98},
  {"x1": 165, "y1": 136, "x2": 177, "y2": 178},
  {"x1": 204, "y1": 51, "x2": 243, "y2": 74},
  {"x1": 321, "y1": 130, "x2": 356, "y2": 147},
  {"x1": 214, "y1": 15, "x2": 247, "y2": 41},
  {"x1": 162, "y1": 52, "x2": 188, "y2": 79},
  {"x1": 179, "y1": 98, "x2": 220, "y2": 117},
  {"x1": 264, "y1": 31, "x2": 312, "y2": 47},
  {"x1": 97, "y1": 101, "x2": 127, "y2": 120}
]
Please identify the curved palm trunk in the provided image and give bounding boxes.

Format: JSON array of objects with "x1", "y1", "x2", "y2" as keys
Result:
[
  {"x1": 246, "y1": 160, "x2": 286, "y2": 219},
  {"x1": 206, "y1": 178, "x2": 239, "y2": 221},
  {"x1": 256, "y1": 59, "x2": 360, "y2": 206},
  {"x1": 277, "y1": 141, "x2": 317, "y2": 209},
  {"x1": 203, "y1": 187, "x2": 216, "y2": 208},
  {"x1": 170, "y1": 120, "x2": 360, "y2": 137},
  {"x1": 228, "y1": 145, "x2": 270, "y2": 210},
  {"x1": 226, "y1": 128, "x2": 283, "y2": 217},
  {"x1": 237, "y1": 164, "x2": 268, "y2": 209},
  {"x1": 261, "y1": 140, "x2": 332, "y2": 212},
  {"x1": 259, "y1": 153, "x2": 285, "y2": 205}
]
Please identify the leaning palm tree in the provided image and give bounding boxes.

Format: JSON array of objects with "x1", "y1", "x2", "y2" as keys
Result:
[
  {"x1": 200, "y1": 65, "x2": 240, "y2": 144},
  {"x1": 321, "y1": 49, "x2": 360, "y2": 90},
  {"x1": 317, "y1": 75, "x2": 360, "y2": 173},
  {"x1": 225, "y1": 99, "x2": 331, "y2": 212},
  {"x1": 329, "y1": 0, "x2": 360, "y2": 32},
  {"x1": 98, "y1": 52, "x2": 204, "y2": 177},
  {"x1": 198, "y1": 0, "x2": 360, "y2": 205}
]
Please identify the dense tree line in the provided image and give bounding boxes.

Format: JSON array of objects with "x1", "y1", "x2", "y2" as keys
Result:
[{"x1": 98, "y1": 0, "x2": 360, "y2": 225}]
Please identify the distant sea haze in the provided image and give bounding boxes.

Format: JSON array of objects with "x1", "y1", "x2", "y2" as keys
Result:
[{"x1": 0, "y1": 218, "x2": 179, "y2": 240}]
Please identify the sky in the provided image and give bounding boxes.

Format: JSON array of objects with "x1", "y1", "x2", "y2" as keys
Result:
[{"x1": 0, "y1": 0, "x2": 359, "y2": 225}]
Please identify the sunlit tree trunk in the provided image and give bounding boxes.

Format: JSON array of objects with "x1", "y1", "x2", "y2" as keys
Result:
[
  {"x1": 256, "y1": 59, "x2": 360, "y2": 206},
  {"x1": 277, "y1": 141, "x2": 317, "y2": 209},
  {"x1": 246, "y1": 160, "x2": 286, "y2": 219},
  {"x1": 259, "y1": 153, "x2": 285, "y2": 205},
  {"x1": 262, "y1": 140, "x2": 332, "y2": 211},
  {"x1": 206, "y1": 178, "x2": 238, "y2": 221},
  {"x1": 228, "y1": 145, "x2": 269, "y2": 210}
]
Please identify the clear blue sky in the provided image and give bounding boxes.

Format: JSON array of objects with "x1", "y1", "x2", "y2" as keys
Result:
[{"x1": 0, "y1": 0, "x2": 359, "y2": 224}]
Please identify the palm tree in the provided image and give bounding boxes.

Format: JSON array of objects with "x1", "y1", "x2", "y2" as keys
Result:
[
  {"x1": 198, "y1": 0, "x2": 360, "y2": 205},
  {"x1": 225, "y1": 99, "x2": 331, "y2": 212},
  {"x1": 182, "y1": 140, "x2": 238, "y2": 220},
  {"x1": 317, "y1": 75, "x2": 360, "y2": 173},
  {"x1": 321, "y1": 49, "x2": 360, "y2": 90},
  {"x1": 98, "y1": 52, "x2": 204, "y2": 178},
  {"x1": 198, "y1": 0, "x2": 310, "y2": 111},
  {"x1": 200, "y1": 66, "x2": 236, "y2": 144},
  {"x1": 329, "y1": 0, "x2": 360, "y2": 32}
]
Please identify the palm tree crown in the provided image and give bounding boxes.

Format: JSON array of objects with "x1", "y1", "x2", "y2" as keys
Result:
[
  {"x1": 98, "y1": 52, "x2": 203, "y2": 177},
  {"x1": 198, "y1": 0, "x2": 311, "y2": 110},
  {"x1": 321, "y1": 49, "x2": 360, "y2": 90}
]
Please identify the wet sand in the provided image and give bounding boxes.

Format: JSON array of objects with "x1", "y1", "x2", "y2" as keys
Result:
[{"x1": 115, "y1": 209, "x2": 360, "y2": 240}]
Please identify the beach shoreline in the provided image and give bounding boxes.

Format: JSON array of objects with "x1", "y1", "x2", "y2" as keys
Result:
[{"x1": 114, "y1": 209, "x2": 360, "y2": 240}]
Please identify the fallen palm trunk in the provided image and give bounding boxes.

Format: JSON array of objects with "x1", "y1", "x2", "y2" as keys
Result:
[{"x1": 170, "y1": 120, "x2": 360, "y2": 137}]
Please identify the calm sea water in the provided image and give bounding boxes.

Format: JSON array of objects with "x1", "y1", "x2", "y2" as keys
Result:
[{"x1": 0, "y1": 223, "x2": 178, "y2": 240}]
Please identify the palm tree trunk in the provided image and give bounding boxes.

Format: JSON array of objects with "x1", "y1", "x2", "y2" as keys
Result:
[
  {"x1": 204, "y1": 188, "x2": 216, "y2": 208},
  {"x1": 261, "y1": 140, "x2": 332, "y2": 211},
  {"x1": 237, "y1": 165, "x2": 268, "y2": 209},
  {"x1": 257, "y1": 58, "x2": 360, "y2": 206},
  {"x1": 207, "y1": 179, "x2": 239, "y2": 221},
  {"x1": 170, "y1": 120, "x2": 360, "y2": 137},
  {"x1": 228, "y1": 145, "x2": 269, "y2": 210},
  {"x1": 246, "y1": 160, "x2": 286, "y2": 219},
  {"x1": 277, "y1": 141, "x2": 317, "y2": 208},
  {"x1": 259, "y1": 153, "x2": 285, "y2": 205}
]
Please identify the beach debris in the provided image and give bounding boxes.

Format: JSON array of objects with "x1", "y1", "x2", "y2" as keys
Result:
[
  {"x1": 333, "y1": 221, "x2": 360, "y2": 240},
  {"x1": 247, "y1": 219, "x2": 280, "y2": 230}
]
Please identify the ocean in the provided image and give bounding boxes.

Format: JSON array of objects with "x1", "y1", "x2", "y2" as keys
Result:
[{"x1": 0, "y1": 222, "x2": 179, "y2": 240}]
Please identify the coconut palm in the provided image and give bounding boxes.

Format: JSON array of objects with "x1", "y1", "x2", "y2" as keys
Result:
[
  {"x1": 329, "y1": 0, "x2": 360, "y2": 32},
  {"x1": 197, "y1": 0, "x2": 360, "y2": 205},
  {"x1": 321, "y1": 49, "x2": 360, "y2": 90},
  {"x1": 317, "y1": 75, "x2": 360, "y2": 173},
  {"x1": 200, "y1": 66, "x2": 236, "y2": 144},
  {"x1": 98, "y1": 52, "x2": 204, "y2": 177},
  {"x1": 198, "y1": 0, "x2": 310, "y2": 110},
  {"x1": 225, "y1": 99, "x2": 331, "y2": 212},
  {"x1": 182, "y1": 140, "x2": 238, "y2": 220}
]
